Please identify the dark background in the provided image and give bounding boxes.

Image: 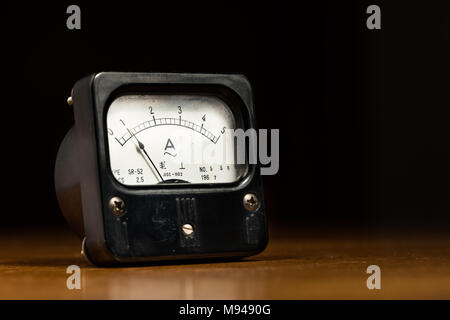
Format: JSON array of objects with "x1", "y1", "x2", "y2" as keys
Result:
[{"x1": 1, "y1": 1, "x2": 450, "y2": 230}]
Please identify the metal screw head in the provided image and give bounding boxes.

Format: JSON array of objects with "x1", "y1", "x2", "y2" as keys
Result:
[
  {"x1": 109, "y1": 196, "x2": 125, "y2": 216},
  {"x1": 67, "y1": 88, "x2": 74, "y2": 106},
  {"x1": 182, "y1": 223, "x2": 194, "y2": 236},
  {"x1": 243, "y1": 193, "x2": 260, "y2": 212}
]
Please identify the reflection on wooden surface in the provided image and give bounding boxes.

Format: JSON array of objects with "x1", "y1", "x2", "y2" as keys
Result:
[{"x1": 0, "y1": 226, "x2": 449, "y2": 299}]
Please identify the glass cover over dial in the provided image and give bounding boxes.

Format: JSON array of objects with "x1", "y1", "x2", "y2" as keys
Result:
[{"x1": 106, "y1": 94, "x2": 245, "y2": 186}]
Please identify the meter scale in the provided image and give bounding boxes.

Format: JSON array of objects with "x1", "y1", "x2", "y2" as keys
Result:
[
  {"x1": 107, "y1": 93, "x2": 240, "y2": 186},
  {"x1": 115, "y1": 117, "x2": 219, "y2": 146}
]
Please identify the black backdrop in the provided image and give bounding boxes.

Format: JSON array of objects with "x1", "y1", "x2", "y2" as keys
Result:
[{"x1": 2, "y1": 1, "x2": 450, "y2": 230}]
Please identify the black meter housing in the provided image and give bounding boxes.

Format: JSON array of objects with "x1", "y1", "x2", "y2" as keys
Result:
[{"x1": 55, "y1": 72, "x2": 268, "y2": 266}]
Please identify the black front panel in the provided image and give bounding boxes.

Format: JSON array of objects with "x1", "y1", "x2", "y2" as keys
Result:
[
  {"x1": 102, "y1": 175, "x2": 267, "y2": 260},
  {"x1": 83, "y1": 72, "x2": 267, "y2": 264}
]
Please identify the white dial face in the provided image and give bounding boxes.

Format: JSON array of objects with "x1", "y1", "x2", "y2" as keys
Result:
[{"x1": 106, "y1": 94, "x2": 245, "y2": 186}]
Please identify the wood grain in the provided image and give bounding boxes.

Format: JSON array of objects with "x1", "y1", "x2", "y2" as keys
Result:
[{"x1": 0, "y1": 226, "x2": 449, "y2": 299}]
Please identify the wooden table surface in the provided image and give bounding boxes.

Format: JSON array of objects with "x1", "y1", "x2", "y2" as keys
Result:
[{"x1": 1, "y1": 225, "x2": 449, "y2": 299}]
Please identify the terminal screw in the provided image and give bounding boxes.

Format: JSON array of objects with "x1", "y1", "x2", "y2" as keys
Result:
[
  {"x1": 67, "y1": 88, "x2": 74, "y2": 106},
  {"x1": 243, "y1": 193, "x2": 260, "y2": 212},
  {"x1": 109, "y1": 196, "x2": 126, "y2": 216}
]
